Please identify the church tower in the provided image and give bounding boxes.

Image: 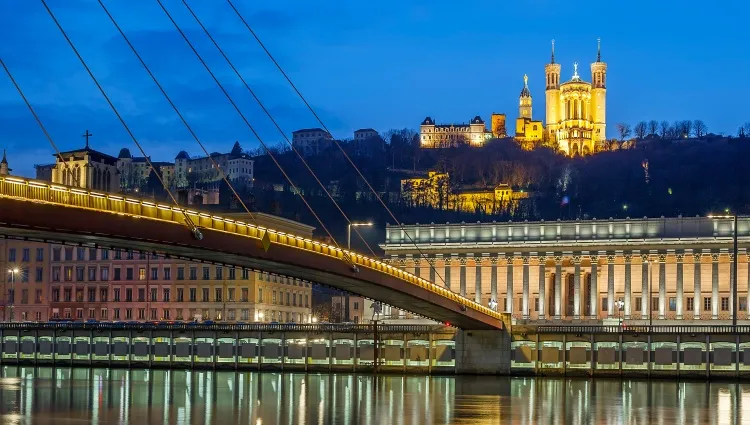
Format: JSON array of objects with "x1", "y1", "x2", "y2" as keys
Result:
[
  {"x1": 545, "y1": 40, "x2": 562, "y2": 141},
  {"x1": 590, "y1": 38, "x2": 607, "y2": 142},
  {"x1": 0, "y1": 149, "x2": 9, "y2": 176},
  {"x1": 519, "y1": 74, "x2": 532, "y2": 119}
]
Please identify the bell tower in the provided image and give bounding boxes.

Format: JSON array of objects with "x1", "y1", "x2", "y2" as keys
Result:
[
  {"x1": 0, "y1": 149, "x2": 9, "y2": 176},
  {"x1": 590, "y1": 38, "x2": 607, "y2": 142},
  {"x1": 519, "y1": 74, "x2": 532, "y2": 119},
  {"x1": 545, "y1": 40, "x2": 562, "y2": 141}
]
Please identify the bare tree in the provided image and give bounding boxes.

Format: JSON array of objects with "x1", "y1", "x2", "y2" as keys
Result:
[
  {"x1": 634, "y1": 121, "x2": 647, "y2": 139},
  {"x1": 742, "y1": 122, "x2": 750, "y2": 138},
  {"x1": 616, "y1": 123, "x2": 632, "y2": 141},
  {"x1": 659, "y1": 120, "x2": 670, "y2": 138},
  {"x1": 648, "y1": 120, "x2": 659, "y2": 136},
  {"x1": 682, "y1": 120, "x2": 693, "y2": 138},
  {"x1": 693, "y1": 120, "x2": 707, "y2": 138}
]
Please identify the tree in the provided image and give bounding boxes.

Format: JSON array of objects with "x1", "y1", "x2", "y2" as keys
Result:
[
  {"x1": 659, "y1": 120, "x2": 670, "y2": 139},
  {"x1": 616, "y1": 123, "x2": 632, "y2": 141},
  {"x1": 742, "y1": 122, "x2": 750, "y2": 138},
  {"x1": 648, "y1": 120, "x2": 659, "y2": 136},
  {"x1": 230, "y1": 141, "x2": 243, "y2": 156},
  {"x1": 682, "y1": 120, "x2": 693, "y2": 138},
  {"x1": 634, "y1": 121, "x2": 647, "y2": 139},
  {"x1": 693, "y1": 120, "x2": 707, "y2": 138}
]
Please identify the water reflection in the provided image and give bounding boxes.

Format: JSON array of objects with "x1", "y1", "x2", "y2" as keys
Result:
[{"x1": 0, "y1": 367, "x2": 746, "y2": 424}]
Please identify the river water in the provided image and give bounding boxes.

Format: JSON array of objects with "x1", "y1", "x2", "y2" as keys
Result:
[{"x1": 0, "y1": 367, "x2": 747, "y2": 424}]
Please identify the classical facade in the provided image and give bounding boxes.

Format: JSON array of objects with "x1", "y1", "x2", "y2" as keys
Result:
[
  {"x1": 545, "y1": 40, "x2": 607, "y2": 156},
  {"x1": 48, "y1": 144, "x2": 119, "y2": 192},
  {"x1": 514, "y1": 75, "x2": 544, "y2": 144},
  {"x1": 382, "y1": 216, "x2": 748, "y2": 323},
  {"x1": 419, "y1": 116, "x2": 492, "y2": 148}
]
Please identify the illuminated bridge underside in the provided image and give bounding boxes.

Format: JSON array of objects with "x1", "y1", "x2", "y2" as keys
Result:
[{"x1": 0, "y1": 180, "x2": 502, "y2": 330}]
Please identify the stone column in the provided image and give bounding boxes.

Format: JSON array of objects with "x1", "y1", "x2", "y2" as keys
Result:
[
  {"x1": 658, "y1": 253, "x2": 666, "y2": 320},
  {"x1": 641, "y1": 254, "x2": 650, "y2": 318},
  {"x1": 554, "y1": 256, "x2": 562, "y2": 319},
  {"x1": 693, "y1": 252, "x2": 702, "y2": 318},
  {"x1": 538, "y1": 255, "x2": 547, "y2": 320},
  {"x1": 676, "y1": 253, "x2": 684, "y2": 320},
  {"x1": 444, "y1": 257, "x2": 452, "y2": 290},
  {"x1": 589, "y1": 254, "x2": 598, "y2": 319},
  {"x1": 522, "y1": 256, "x2": 530, "y2": 319},
  {"x1": 413, "y1": 258, "x2": 421, "y2": 279},
  {"x1": 475, "y1": 258, "x2": 482, "y2": 305},
  {"x1": 607, "y1": 254, "x2": 615, "y2": 317},
  {"x1": 729, "y1": 253, "x2": 735, "y2": 319},
  {"x1": 624, "y1": 254, "x2": 632, "y2": 319},
  {"x1": 427, "y1": 258, "x2": 436, "y2": 284},
  {"x1": 746, "y1": 253, "x2": 750, "y2": 318},
  {"x1": 490, "y1": 256, "x2": 498, "y2": 310},
  {"x1": 506, "y1": 255, "x2": 515, "y2": 315},
  {"x1": 712, "y1": 253, "x2": 719, "y2": 320},
  {"x1": 573, "y1": 255, "x2": 581, "y2": 319},
  {"x1": 459, "y1": 257, "x2": 468, "y2": 297}
]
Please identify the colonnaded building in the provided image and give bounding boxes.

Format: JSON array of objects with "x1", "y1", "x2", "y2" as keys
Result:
[{"x1": 381, "y1": 216, "x2": 747, "y2": 323}]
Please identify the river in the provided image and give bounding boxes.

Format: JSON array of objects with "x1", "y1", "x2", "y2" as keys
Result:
[{"x1": 0, "y1": 367, "x2": 746, "y2": 424}]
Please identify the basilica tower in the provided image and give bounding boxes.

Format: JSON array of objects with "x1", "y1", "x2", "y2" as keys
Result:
[
  {"x1": 545, "y1": 40, "x2": 562, "y2": 140},
  {"x1": 519, "y1": 74, "x2": 532, "y2": 119},
  {"x1": 590, "y1": 38, "x2": 607, "y2": 142}
]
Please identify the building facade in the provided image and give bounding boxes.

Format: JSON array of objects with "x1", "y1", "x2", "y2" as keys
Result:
[
  {"x1": 48, "y1": 144, "x2": 119, "y2": 192},
  {"x1": 382, "y1": 216, "x2": 749, "y2": 323},
  {"x1": 292, "y1": 128, "x2": 333, "y2": 156},
  {"x1": 0, "y1": 150, "x2": 10, "y2": 176},
  {"x1": 545, "y1": 39, "x2": 607, "y2": 156},
  {"x1": 514, "y1": 74, "x2": 544, "y2": 144},
  {"x1": 419, "y1": 116, "x2": 492, "y2": 148},
  {"x1": 352, "y1": 128, "x2": 384, "y2": 157}
]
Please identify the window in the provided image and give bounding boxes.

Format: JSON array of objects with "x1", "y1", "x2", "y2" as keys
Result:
[
  {"x1": 242, "y1": 269, "x2": 249, "y2": 280},
  {"x1": 601, "y1": 297, "x2": 608, "y2": 312},
  {"x1": 77, "y1": 247, "x2": 85, "y2": 261},
  {"x1": 35, "y1": 311, "x2": 42, "y2": 321},
  {"x1": 163, "y1": 309, "x2": 170, "y2": 320},
  {"x1": 215, "y1": 267, "x2": 223, "y2": 280},
  {"x1": 635, "y1": 297, "x2": 642, "y2": 312},
  {"x1": 113, "y1": 268, "x2": 121, "y2": 281},
  {"x1": 88, "y1": 267, "x2": 97, "y2": 281},
  {"x1": 89, "y1": 248, "x2": 97, "y2": 261},
  {"x1": 150, "y1": 288, "x2": 157, "y2": 302},
  {"x1": 740, "y1": 297, "x2": 747, "y2": 312},
  {"x1": 241, "y1": 288, "x2": 249, "y2": 302},
  {"x1": 88, "y1": 308, "x2": 95, "y2": 319},
  {"x1": 286, "y1": 293, "x2": 290, "y2": 306},
  {"x1": 76, "y1": 309, "x2": 83, "y2": 319},
  {"x1": 202, "y1": 267, "x2": 209, "y2": 280},
  {"x1": 101, "y1": 309, "x2": 108, "y2": 320},
  {"x1": 139, "y1": 252, "x2": 146, "y2": 260},
  {"x1": 35, "y1": 290, "x2": 42, "y2": 303},
  {"x1": 64, "y1": 267, "x2": 73, "y2": 281},
  {"x1": 101, "y1": 267, "x2": 109, "y2": 281},
  {"x1": 100, "y1": 288, "x2": 108, "y2": 302},
  {"x1": 227, "y1": 310, "x2": 235, "y2": 320},
  {"x1": 126, "y1": 288, "x2": 133, "y2": 302},
  {"x1": 177, "y1": 288, "x2": 184, "y2": 302},
  {"x1": 241, "y1": 309, "x2": 249, "y2": 320},
  {"x1": 75, "y1": 267, "x2": 84, "y2": 281},
  {"x1": 53, "y1": 247, "x2": 61, "y2": 261},
  {"x1": 52, "y1": 267, "x2": 61, "y2": 282},
  {"x1": 202, "y1": 288, "x2": 209, "y2": 302},
  {"x1": 125, "y1": 309, "x2": 132, "y2": 320},
  {"x1": 35, "y1": 267, "x2": 43, "y2": 283},
  {"x1": 164, "y1": 267, "x2": 171, "y2": 281},
  {"x1": 177, "y1": 267, "x2": 185, "y2": 280},
  {"x1": 101, "y1": 250, "x2": 109, "y2": 260},
  {"x1": 8, "y1": 248, "x2": 15, "y2": 262},
  {"x1": 687, "y1": 297, "x2": 694, "y2": 312},
  {"x1": 163, "y1": 288, "x2": 170, "y2": 302},
  {"x1": 21, "y1": 289, "x2": 28, "y2": 304},
  {"x1": 64, "y1": 309, "x2": 71, "y2": 319},
  {"x1": 114, "y1": 249, "x2": 122, "y2": 260},
  {"x1": 190, "y1": 268, "x2": 197, "y2": 280},
  {"x1": 36, "y1": 248, "x2": 44, "y2": 261},
  {"x1": 63, "y1": 288, "x2": 71, "y2": 302},
  {"x1": 88, "y1": 288, "x2": 96, "y2": 302},
  {"x1": 114, "y1": 309, "x2": 120, "y2": 319},
  {"x1": 76, "y1": 288, "x2": 84, "y2": 302},
  {"x1": 229, "y1": 268, "x2": 236, "y2": 280},
  {"x1": 139, "y1": 268, "x2": 146, "y2": 281},
  {"x1": 150, "y1": 309, "x2": 157, "y2": 320},
  {"x1": 138, "y1": 288, "x2": 145, "y2": 302},
  {"x1": 228, "y1": 288, "x2": 235, "y2": 302},
  {"x1": 272, "y1": 291, "x2": 277, "y2": 304},
  {"x1": 704, "y1": 297, "x2": 712, "y2": 311},
  {"x1": 189, "y1": 288, "x2": 197, "y2": 302},
  {"x1": 64, "y1": 247, "x2": 73, "y2": 261},
  {"x1": 22, "y1": 248, "x2": 30, "y2": 262},
  {"x1": 669, "y1": 297, "x2": 676, "y2": 312},
  {"x1": 293, "y1": 294, "x2": 297, "y2": 307},
  {"x1": 215, "y1": 288, "x2": 222, "y2": 302},
  {"x1": 126, "y1": 268, "x2": 133, "y2": 281},
  {"x1": 258, "y1": 288, "x2": 263, "y2": 303},
  {"x1": 114, "y1": 288, "x2": 121, "y2": 302},
  {"x1": 651, "y1": 297, "x2": 658, "y2": 312},
  {"x1": 138, "y1": 309, "x2": 145, "y2": 320},
  {"x1": 721, "y1": 297, "x2": 729, "y2": 311},
  {"x1": 151, "y1": 268, "x2": 158, "y2": 280},
  {"x1": 305, "y1": 295, "x2": 309, "y2": 308}
]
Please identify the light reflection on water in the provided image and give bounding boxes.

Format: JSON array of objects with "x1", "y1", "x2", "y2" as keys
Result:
[{"x1": 0, "y1": 367, "x2": 746, "y2": 424}]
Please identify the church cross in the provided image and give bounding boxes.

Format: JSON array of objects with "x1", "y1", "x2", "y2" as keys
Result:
[{"x1": 82, "y1": 130, "x2": 93, "y2": 148}]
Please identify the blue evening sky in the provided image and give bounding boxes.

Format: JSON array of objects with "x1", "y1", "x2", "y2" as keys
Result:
[{"x1": 1, "y1": 0, "x2": 747, "y2": 177}]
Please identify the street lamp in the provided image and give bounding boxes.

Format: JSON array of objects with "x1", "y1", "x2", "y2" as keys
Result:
[
  {"x1": 615, "y1": 299, "x2": 624, "y2": 328},
  {"x1": 257, "y1": 311, "x2": 264, "y2": 323},
  {"x1": 488, "y1": 299, "x2": 498, "y2": 312},
  {"x1": 708, "y1": 213, "x2": 739, "y2": 328},
  {"x1": 344, "y1": 221, "x2": 374, "y2": 322},
  {"x1": 311, "y1": 316, "x2": 318, "y2": 323},
  {"x1": 7, "y1": 268, "x2": 19, "y2": 323}
]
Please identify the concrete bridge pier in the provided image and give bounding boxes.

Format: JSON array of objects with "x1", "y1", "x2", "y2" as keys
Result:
[{"x1": 455, "y1": 329, "x2": 511, "y2": 374}]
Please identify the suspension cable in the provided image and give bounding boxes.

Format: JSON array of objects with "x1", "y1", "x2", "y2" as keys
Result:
[
  {"x1": 0, "y1": 57, "x2": 83, "y2": 188},
  {"x1": 225, "y1": 0, "x2": 447, "y2": 287},
  {"x1": 153, "y1": 0, "x2": 351, "y2": 263},
  {"x1": 178, "y1": 0, "x2": 377, "y2": 258},
  {"x1": 40, "y1": 0, "x2": 202, "y2": 239},
  {"x1": 95, "y1": 0, "x2": 258, "y2": 227}
]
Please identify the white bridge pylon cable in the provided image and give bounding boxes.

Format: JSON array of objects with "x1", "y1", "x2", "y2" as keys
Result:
[
  {"x1": 152, "y1": 0, "x2": 354, "y2": 264},
  {"x1": 40, "y1": 0, "x2": 203, "y2": 240},
  {"x1": 0, "y1": 57, "x2": 83, "y2": 188},
  {"x1": 176, "y1": 0, "x2": 378, "y2": 259},
  {"x1": 225, "y1": 0, "x2": 448, "y2": 289},
  {"x1": 94, "y1": 0, "x2": 259, "y2": 227}
]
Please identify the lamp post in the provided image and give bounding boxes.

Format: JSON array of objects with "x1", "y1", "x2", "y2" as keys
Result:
[
  {"x1": 7, "y1": 268, "x2": 19, "y2": 323},
  {"x1": 708, "y1": 213, "x2": 739, "y2": 328},
  {"x1": 615, "y1": 299, "x2": 625, "y2": 328},
  {"x1": 344, "y1": 222, "x2": 374, "y2": 322}
]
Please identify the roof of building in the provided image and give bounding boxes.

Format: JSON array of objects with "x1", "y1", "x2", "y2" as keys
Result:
[
  {"x1": 354, "y1": 128, "x2": 377, "y2": 133},
  {"x1": 470, "y1": 116, "x2": 484, "y2": 125},
  {"x1": 1, "y1": 149, "x2": 7, "y2": 165},
  {"x1": 293, "y1": 128, "x2": 327, "y2": 134},
  {"x1": 175, "y1": 150, "x2": 190, "y2": 160},
  {"x1": 117, "y1": 148, "x2": 132, "y2": 159},
  {"x1": 56, "y1": 146, "x2": 118, "y2": 164}
]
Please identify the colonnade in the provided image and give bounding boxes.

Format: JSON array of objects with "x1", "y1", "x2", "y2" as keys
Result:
[{"x1": 388, "y1": 250, "x2": 749, "y2": 322}]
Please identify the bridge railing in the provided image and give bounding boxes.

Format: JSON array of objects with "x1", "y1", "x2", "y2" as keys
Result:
[
  {"x1": 0, "y1": 321, "x2": 452, "y2": 334},
  {"x1": 0, "y1": 175, "x2": 504, "y2": 323},
  {"x1": 533, "y1": 325, "x2": 750, "y2": 334}
]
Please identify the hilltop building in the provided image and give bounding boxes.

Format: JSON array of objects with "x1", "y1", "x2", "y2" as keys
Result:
[
  {"x1": 352, "y1": 128, "x2": 385, "y2": 157},
  {"x1": 46, "y1": 142, "x2": 120, "y2": 192},
  {"x1": 292, "y1": 128, "x2": 333, "y2": 156},
  {"x1": 0, "y1": 149, "x2": 10, "y2": 176},
  {"x1": 419, "y1": 116, "x2": 492, "y2": 148},
  {"x1": 514, "y1": 74, "x2": 544, "y2": 145}
]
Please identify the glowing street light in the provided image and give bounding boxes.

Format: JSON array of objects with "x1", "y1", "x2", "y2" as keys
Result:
[{"x1": 311, "y1": 317, "x2": 318, "y2": 323}]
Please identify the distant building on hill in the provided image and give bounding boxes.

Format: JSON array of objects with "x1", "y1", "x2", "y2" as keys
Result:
[
  {"x1": 352, "y1": 128, "x2": 384, "y2": 157},
  {"x1": 0, "y1": 149, "x2": 11, "y2": 176},
  {"x1": 419, "y1": 116, "x2": 492, "y2": 148},
  {"x1": 514, "y1": 74, "x2": 544, "y2": 146},
  {"x1": 292, "y1": 128, "x2": 333, "y2": 156}
]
